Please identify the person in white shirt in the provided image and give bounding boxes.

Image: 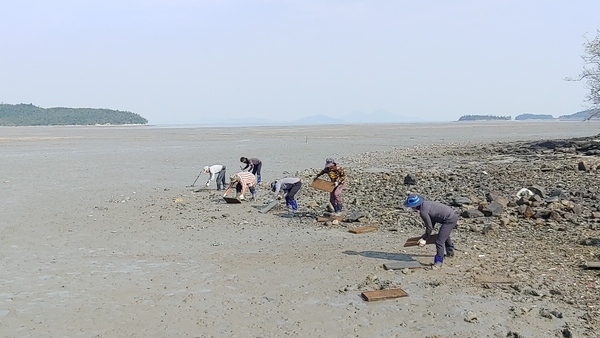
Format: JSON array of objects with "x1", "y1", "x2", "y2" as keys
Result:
[
  {"x1": 203, "y1": 165, "x2": 226, "y2": 190},
  {"x1": 271, "y1": 177, "x2": 302, "y2": 210}
]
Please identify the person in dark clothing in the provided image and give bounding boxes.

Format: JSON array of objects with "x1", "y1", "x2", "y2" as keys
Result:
[
  {"x1": 240, "y1": 157, "x2": 262, "y2": 183},
  {"x1": 271, "y1": 177, "x2": 302, "y2": 211},
  {"x1": 403, "y1": 194, "x2": 458, "y2": 268},
  {"x1": 314, "y1": 157, "x2": 346, "y2": 215}
]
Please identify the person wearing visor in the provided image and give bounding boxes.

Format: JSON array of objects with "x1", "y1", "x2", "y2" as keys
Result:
[
  {"x1": 314, "y1": 157, "x2": 346, "y2": 215},
  {"x1": 270, "y1": 177, "x2": 302, "y2": 211},
  {"x1": 202, "y1": 164, "x2": 226, "y2": 190},
  {"x1": 403, "y1": 194, "x2": 458, "y2": 268},
  {"x1": 223, "y1": 171, "x2": 257, "y2": 200}
]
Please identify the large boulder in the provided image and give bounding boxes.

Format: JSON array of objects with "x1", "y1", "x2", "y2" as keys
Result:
[{"x1": 482, "y1": 201, "x2": 504, "y2": 217}]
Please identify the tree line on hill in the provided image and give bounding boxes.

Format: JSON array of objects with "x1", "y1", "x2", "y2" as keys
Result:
[
  {"x1": 0, "y1": 103, "x2": 148, "y2": 126},
  {"x1": 458, "y1": 115, "x2": 511, "y2": 121},
  {"x1": 458, "y1": 109, "x2": 599, "y2": 121}
]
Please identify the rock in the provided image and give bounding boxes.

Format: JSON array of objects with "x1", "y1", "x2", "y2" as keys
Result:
[
  {"x1": 578, "y1": 238, "x2": 600, "y2": 246},
  {"x1": 453, "y1": 196, "x2": 472, "y2": 206},
  {"x1": 307, "y1": 201, "x2": 319, "y2": 208},
  {"x1": 548, "y1": 189, "x2": 567, "y2": 199},
  {"x1": 529, "y1": 185, "x2": 546, "y2": 198},
  {"x1": 487, "y1": 191, "x2": 509, "y2": 207},
  {"x1": 464, "y1": 311, "x2": 478, "y2": 323},
  {"x1": 482, "y1": 222, "x2": 499, "y2": 235},
  {"x1": 539, "y1": 308, "x2": 553, "y2": 319},
  {"x1": 534, "y1": 209, "x2": 551, "y2": 219},
  {"x1": 482, "y1": 201, "x2": 504, "y2": 217},
  {"x1": 578, "y1": 161, "x2": 590, "y2": 171},
  {"x1": 549, "y1": 210, "x2": 562, "y2": 221},
  {"x1": 404, "y1": 173, "x2": 418, "y2": 185},
  {"x1": 462, "y1": 209, "x2": 484, "y2": 218}
]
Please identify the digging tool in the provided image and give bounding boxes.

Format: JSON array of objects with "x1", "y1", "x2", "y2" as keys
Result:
[{"x1": 187, "y1": 173, "x2": 201, "y2": 187}]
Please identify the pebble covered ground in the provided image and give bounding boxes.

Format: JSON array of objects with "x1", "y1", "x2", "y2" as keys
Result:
[{"x1": 266, "y1": 133, "x2": 600, "y2": 336}]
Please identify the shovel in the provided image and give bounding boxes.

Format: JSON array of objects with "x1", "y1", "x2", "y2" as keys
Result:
[{"x1": 187, "y1": 173, "x2": 201, "y2": 187}]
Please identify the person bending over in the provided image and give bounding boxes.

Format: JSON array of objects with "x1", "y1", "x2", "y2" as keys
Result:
[
  {"x1": 224, "y1": 171, "x2": 257, "y2": 200},
  {"x1": 240, "y1": 157, "x2": 262, "y2": 183},
  {"x1": 403, "y1": 194, "x2": 458, "y2": 269},
  {"x1": 203, "y1": 164, "x2": 226, "y2": 190},
  {"x1": 271, "y1": 177, "x2": 302, "y2": 211}
]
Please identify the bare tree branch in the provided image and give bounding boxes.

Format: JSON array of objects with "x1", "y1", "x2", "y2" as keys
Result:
[{"x1": 570, "y1": 30, "x2": 600, "y2": 120}]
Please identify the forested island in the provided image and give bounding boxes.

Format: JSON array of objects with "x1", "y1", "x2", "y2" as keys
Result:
[
  {"x1": 0, "y1": 103, "x2": 148, "y2": 126},
  {"x1": 515, "y1": 113, "x2": 554, "y2": 120},
  {"x1": 457, "y1": 114, "x2": 511, "y2": 121}
]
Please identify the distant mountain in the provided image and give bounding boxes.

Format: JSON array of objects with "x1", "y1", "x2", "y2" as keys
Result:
[
  {"x1": 292, "y1": 114, "x2": 345, "y2": 125},
  {"x1": 558, "y1": 109, "x2": 600, "y2": 121},
  {"x1": 193, "y1": 110, "x2": 428, "y2": 127},
  {"x1": 515, "y1": 113, "x2": 554, "y2": 120},
  {"x1": 342, "y1": 109, "x2": 425, "y2": 123}
]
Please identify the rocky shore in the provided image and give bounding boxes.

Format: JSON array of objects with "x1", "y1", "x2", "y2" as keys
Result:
[
  {"x1": 282, "y1": 133, "x2": 600, "y2": 336},
  {"x1": 170, "y1": 132, "x2": 600, "y2": 336}
]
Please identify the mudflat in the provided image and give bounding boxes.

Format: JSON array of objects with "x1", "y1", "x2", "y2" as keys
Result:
[{"x1": 1, "y1": 121, "x2": 599, "y2": 337}]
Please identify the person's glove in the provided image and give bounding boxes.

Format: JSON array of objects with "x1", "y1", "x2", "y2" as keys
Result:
[
  {"x1": 334, "y1": 181, "x2": 339, "y2": 187},
  {"x1": 239, "y1": 195, "x2": 245, "y2": 200},
  {"x1": 223, "y1": 193, "x2": 227, "y2": 198},
  {"x1": 205, "y1": 182, "x2": 210, "y2": 187},
  {"x1": 418, "y1": 239, "x2": 426, "y2": 247}
]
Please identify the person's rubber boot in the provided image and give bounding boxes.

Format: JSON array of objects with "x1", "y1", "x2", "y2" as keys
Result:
[
  {"x1": 285, "y1": 196, "x2": 292, "y2": 208},
  {"x1": 290, "y1": 199, "x2": 298, "y2": 211},
  {"x1": 334, "y1": 203, "x2": 343, "y2": 216},
  {"x1": 445, "y1": 245, "x2": 455, "y2": 258},
  {"x1": 432, "y1": 255, "x2": 444, "y2": 269},
  {"x1": 257, "y1": 174, "x2": 261, "y2": 184}
]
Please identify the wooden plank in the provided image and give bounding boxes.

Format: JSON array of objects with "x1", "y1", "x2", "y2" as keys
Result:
[
  {"x1": 383, "y1": 261, "x2": 424, "y2": 270},
  {"x1": 361, "y1": 288, "x2": 408, "y2": 302},
  {"x1": 223, "y1": 197, "x2": 242, "y2": 204},
  {"x1": 349, "y1": 225, "x2": 378, "y2": 234},
  {"x1": 584, "y1": 261, "x2": 600, "y2": 269},
  {"x1": 310, "y1": 178, "x2": 335, "y2": 192},
  {"x1": 317, "y1": 216, "x2": 342, "y2": 222},
  {"x1": 403, "y1": 233, "x2": 438, "y2": 247},
  {"x1": 258, "y1": 200, "x2": 279, "y2": 213}
]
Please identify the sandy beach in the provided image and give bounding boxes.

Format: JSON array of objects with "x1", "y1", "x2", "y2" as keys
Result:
[{"x1": 1, "y1": 121, "x2": 600, "y2": 337}]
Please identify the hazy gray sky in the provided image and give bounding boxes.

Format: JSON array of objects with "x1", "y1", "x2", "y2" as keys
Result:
[{"x1": 1, "y1": 0, "x2": 599, "y2": 125}]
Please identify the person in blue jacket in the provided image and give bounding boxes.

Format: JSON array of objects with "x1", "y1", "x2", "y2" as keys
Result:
[{"x1": 403, "y1": 194, "x2": 458, "y2": 268}]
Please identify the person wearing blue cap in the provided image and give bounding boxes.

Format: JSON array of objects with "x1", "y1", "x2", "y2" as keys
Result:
[
  {"x1": 403, "y1": 194, "x2": 458, "y2": 268},
  {"x1": 270, "y1": 177, "x2": 302, "y2": 211},
  {"x1": 314, "y1": 158, "x2": 346, "y2": 215}
]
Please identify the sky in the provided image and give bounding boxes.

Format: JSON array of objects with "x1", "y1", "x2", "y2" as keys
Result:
[{"x1": 1, "y1": 0, "x2": 599, "y2": 125}]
